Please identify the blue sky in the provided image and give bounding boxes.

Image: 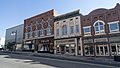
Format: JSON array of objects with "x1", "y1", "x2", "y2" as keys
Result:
[{"x1": 0, "y1": 0, "x2": 120, "y2": 38}]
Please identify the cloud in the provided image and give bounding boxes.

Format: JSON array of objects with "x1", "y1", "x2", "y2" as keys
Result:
[{"x1": 0, "y1": 37, "x2": 5, "y2": 45}]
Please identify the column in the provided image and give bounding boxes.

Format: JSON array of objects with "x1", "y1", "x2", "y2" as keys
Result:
[
  {"x1": 80, "y1": 38, "x2": 83, "y2": 56},
  {"x1": 54, "y1": 41, "x2": 57, "y2": 54},
  {"x1": 75, "y1": 38, "x2": 78, "y2": 56},
  {"x1": 34, "y1": 39, "x2": 37, "y2": 53}
]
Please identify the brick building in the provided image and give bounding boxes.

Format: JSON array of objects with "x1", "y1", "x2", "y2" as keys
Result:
[
  {"x1": 23, "y1": 9, "x2": 58, "y2": 53},
  {"x1": 81, "y1": 3, "x2": 120, "y2": 56}
]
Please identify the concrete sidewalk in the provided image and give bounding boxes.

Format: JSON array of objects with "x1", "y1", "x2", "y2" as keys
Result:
[{"x1": 0, "y1": 51, "x2": 120, "y2": 67}]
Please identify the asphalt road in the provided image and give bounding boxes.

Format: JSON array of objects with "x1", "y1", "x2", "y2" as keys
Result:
[{"x1": 0, "y1": 54, "x2": 118, "y2": 68}]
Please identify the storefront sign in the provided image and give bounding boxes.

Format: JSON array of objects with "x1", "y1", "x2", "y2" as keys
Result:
[
  {"x1": 94, "y1": 38, "x2": 107, "y2": 43},
  {"x1": 56, "y1": 39, "x2": 75, "y2": 45},
  {"x1": 84, "y1": 39, "x2": 93, "y2": 44},
  {"x1": 109, "y1": 37, "x2": 120, "y2": 42}
]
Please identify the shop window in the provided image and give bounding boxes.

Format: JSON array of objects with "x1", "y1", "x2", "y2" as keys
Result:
[
  {"x1": 76, "y1": 25, "x2": 79, "y2": 33},
  {"x1": 93, "y1": 20, "x2": 105, "y2": 34},
  {"x1": 109, "y1": 21, "x2": 119, "y2": 33},
  {"x1": 84, "y1": 45, "x2": 94, "y2": 56},
  {"x1": 111, "y1": 46, "x2": 116, "y2": 52},
  {"x1": 70, "y1": 26, "x2": 74, "y2": 34},
  {"x1": 83, "y1": 26, "x2": 91, "y2": 36}
]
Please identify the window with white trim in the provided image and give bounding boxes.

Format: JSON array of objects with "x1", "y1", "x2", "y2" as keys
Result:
[
  {"x1": 94, "y1": 20, "x2": 105, "y2": 34},
  {"x1": 109, "y1": 21, "x2": 119, "y2": 33},
  {"x1": 83, "y1": 26, "x2": 91, "y2": 36}
]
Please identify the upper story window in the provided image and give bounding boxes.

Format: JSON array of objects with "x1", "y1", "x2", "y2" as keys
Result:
[
  {"x1": 76, "y1": 25, "x2": 79, "y2": 33},
  {"x1": 109, "y1": 21, "x2": 119, "y2": 33},
  {"x1": 40, "y1": 29, "x2": 44, "y2": 36},
  {"x1": 25, "y1": 33, "x2": 28, "y2": 39},
  {"x1": 47, "y1": 15, "x2": 51, "y2": 26},
  {"x1": 93, "y1": 20, "x2": 105, "y2": 34},
  {"x1": 29, "y1": 32, "x2": 33, "y2": 38},
  {"x1": 70, "y1": 26, "x2": 74, "y2": 34},
  {"x1": 62, "y1": 25, "x2": 67, "y2": 35},
  {"x1": 47, "y1": 28, "x2": 52, "y2": 35},
  {"x1": 83, "y1": 26, "x2": 91, "y2": 36},
  {"x1": 56, "y1": 28, "x2": 59, "y2": 36},
  {"x1": 34, "y1": 31, "x2": 38, "y2": 37}
]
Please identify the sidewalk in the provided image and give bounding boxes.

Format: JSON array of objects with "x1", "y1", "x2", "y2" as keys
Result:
[{"x1": 0, "y1": 51, "x2": 120, "y2": 67}]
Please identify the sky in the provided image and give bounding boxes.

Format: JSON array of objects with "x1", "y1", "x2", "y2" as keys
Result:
[{"x1": 0, "y1": 0, "x2": 120, "y2": 44}]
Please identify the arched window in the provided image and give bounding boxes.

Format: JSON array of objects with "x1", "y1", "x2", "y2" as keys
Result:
[{"x1": 93, "y1": 20, "x2": 105, "y2": 34}]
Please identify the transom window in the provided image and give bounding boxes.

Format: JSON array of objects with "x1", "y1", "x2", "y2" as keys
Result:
[
  {"x1": 94, "y1": 20, "x2": 105, "y2": 34},
  {"x1": 109, "y1": 21, "x2": 119, "y2": 33}
]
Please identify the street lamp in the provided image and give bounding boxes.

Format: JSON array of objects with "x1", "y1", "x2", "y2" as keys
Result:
[{"x1": 11, "y1": 30, "x2": 17, "y2": 51}]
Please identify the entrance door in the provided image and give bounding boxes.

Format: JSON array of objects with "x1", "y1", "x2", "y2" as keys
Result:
[{"x1": 60, "y1": 45, "x2": 65, "y2": 54}]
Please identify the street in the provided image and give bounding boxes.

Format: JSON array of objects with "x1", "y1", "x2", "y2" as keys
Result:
[{"x1": 0, "y1": 53, "x2": 118, "y2": 68}]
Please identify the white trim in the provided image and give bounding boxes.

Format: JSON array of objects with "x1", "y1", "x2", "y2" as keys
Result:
[
  {"x1": 93, "y1": 20, "x2": 105, "y2": 34},
  {"x1": 108, "y1": 21, "x2": 119, "y2": 33},
  {"x1": 83, "y1": 26, "x2": 91, "y2": 36},
  {"x1": 93, "y1": 20, "x2": 105, "y2": 26}
]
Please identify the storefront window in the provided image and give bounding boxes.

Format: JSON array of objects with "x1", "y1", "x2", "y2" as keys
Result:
[{"x1": 84, "y1": 45, "x2": 94, "y2": 56}]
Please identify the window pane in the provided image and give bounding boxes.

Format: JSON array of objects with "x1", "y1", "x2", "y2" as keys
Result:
[
  {"x1": 70, "y1": 26, "x2": 74, "y2": 34},
  {"x1": 95, "y1": 23, "x2": 98, "y2": 26},
  {"x1": 100, "y1": 25, "x2": 104, "y2": 30},
  {"x1": 56, "y1": 29, "x2": 59, "y2": 35},
  {"x1": 95, "y1": 26, "x2": 99, "y2": 31},
  {"x1": 76, "y1": 25, "x2": 79, "y2": 33},
  {"x1": 84, "y1": 27, "x2": 90, "y2": 32},
  {"x1": 65, "y1": 25, "x2": 67, "y2": 34},
  {"x1": 99, "y1": 22, "x2": 103, "y2": 25},
  {"x1": 62, "y1": 26, "x2": 64, "y2": 35},
  {"x1": 110, "y1": 23, "x2": 118, "y2": 31}
]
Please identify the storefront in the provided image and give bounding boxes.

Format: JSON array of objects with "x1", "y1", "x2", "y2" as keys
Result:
[
  {"x1": 55, "y1": 38, "x2": 81, "y2": 56},
  {"x1": 83, "y1": 38, "x2": 94, "y2": 56},
  {"x1": 94, "y1": 37, "x2": 109, "y2": 56},
  {"x1": 109, "y1": 36, "x2": 120, "y2": 56},
  {"x1": 37, "y1": 38, "x2": 54, "y2": 53}
]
